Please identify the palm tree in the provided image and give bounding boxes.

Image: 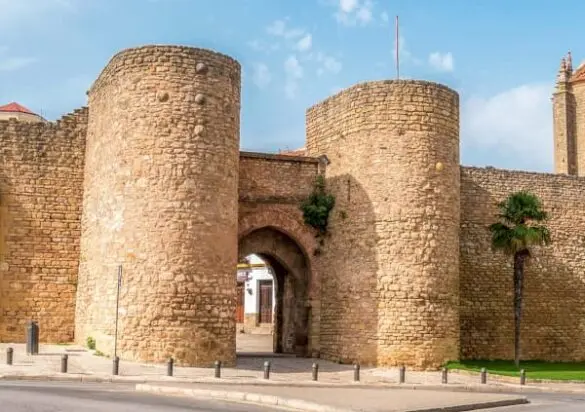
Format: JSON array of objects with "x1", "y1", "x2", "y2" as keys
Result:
[{"x1": 489, "y1": 191, "x2": 551, "y2": 367}]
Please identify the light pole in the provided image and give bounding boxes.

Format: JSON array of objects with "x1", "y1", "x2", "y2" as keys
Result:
[{"x1": 114, "y1": 264, "x2": 122, "y2": 359}]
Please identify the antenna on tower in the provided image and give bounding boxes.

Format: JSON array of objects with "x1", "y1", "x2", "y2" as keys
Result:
[{"x1": 395, "y1": 15, "x2": 400, "y2": 80}]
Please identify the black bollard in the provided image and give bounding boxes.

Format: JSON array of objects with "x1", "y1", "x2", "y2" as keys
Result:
[
  {"x1": 112, "y1": 356, "x2": 120, "y2": 376},
  {"x1": 26, "y1": 321, "x2": 39, "y2": 355},
  {"x1": 399, "y1": 366, "x2": 405, "y2": 384},
  {"x1": 442, "y1": 367, "x2": 448, "y2": 384},
  {"x1": 6, "y1": 348, "x2": 13, "y2": 366},
  {"x1": 263, "y1": 361, "x2": 271, "y2": 380},
  {"x1": 312, "y1": 363, "x2": 319, "y2": 381},
  {"x1": 214, "y1": 360, "x2": 221, "y2": 378},
  {"x1": 480, "y1": 368, "x2": 487, "y2": 384},
  {"x1": 353, "y1": 363, "x2": 360, "y2": 382},
  {"x1": 167, "y1": 358, "x2": 174, "y2": 377},
  {"x1": 520, "y1": 369, "x2": 526, "y2": 386},
  {"x1": 61, "y1": 354, "x2": 68, "y2": 373}
]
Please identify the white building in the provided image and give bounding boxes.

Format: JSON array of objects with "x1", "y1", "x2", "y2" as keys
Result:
[
  {"x1": 0, "y1": 102, "x2": 47, "y2": 123},
  {"x1": 236, "y1": 255, "x2": 276, "y2": 333}
]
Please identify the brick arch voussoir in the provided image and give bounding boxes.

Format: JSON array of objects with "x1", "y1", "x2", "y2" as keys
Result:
[{"x1": 238, "y1": 208, "x2": 318, "y2": 264}]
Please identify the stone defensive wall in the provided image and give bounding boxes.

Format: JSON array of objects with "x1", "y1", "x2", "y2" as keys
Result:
[
  {"x1": 1, "y1": 43, "x2": 584, "y2": 369},
  {"x1": 0, "y1": 108, "x2": 88, "y2": 343},
  {"x1": 460, "y1": 166, "x2": 585, "y2": 362}
]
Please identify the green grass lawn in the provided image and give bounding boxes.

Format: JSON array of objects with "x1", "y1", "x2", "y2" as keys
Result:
[{"x1": 445, "y1": 360, "x2": 585, "y2": 381}]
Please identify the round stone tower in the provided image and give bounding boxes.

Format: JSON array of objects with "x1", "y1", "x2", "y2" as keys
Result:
[
  {"x1": 75, "y1": 45, "x2": 241, "y2": 366},
  {"x1": 306, "y1": 80, "x2": 460, "y2": 369}
]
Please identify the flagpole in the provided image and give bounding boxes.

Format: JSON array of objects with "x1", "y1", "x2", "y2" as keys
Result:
[{"x1": 395, "y1": 15, "x2": 400, "y2": 80}]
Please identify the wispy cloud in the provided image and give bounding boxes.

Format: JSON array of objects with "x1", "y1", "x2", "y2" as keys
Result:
[
  {"x1": 251, "y1": 63, "x2": 272, "y2": 89},
  {"x1": 0, "y1": 0, "x2": 82, "y2": 26},
  {"x1": 315, "y1": 52, "x2": 342, "y2": 75},
  {"x1": 248, "y1": 17, "x2": 343, "y2": 98},
  {"x1": 296, "y1": 34, "x2": 313, "y2": 52},
  {"x1": 393, "y1": 34, "x2": 421, "y2": 66},
  {"x1": 266, "y1": 19, "x2": 305, "y2": 40},
  {"x1": 0, "y1": 57, "x2": 37, "y2": 72},
  {"x1": 334, "y1": 0, "x2": 374, "y2": 26},
  {"x1": 429, "y1": 52, "x2": 454, "y2": 72},
  {"x1": 0, "y1": 47, "x2": 37, "y2": 72},
  {"x1": 461, "y1": 83, "x2": 553, "y2": 171},
  {"x1": 284, "y1": 55, "x2": 304, "y2": 99}
]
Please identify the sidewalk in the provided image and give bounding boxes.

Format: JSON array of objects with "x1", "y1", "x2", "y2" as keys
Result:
[
  {"x1": 135, "y1": 383, "x2": 529, "y2": 412},
  {"x1": 0, "y1": 340, "x2": 584, "y2": 396}
]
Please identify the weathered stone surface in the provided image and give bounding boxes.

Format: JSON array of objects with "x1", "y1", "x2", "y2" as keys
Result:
[
  {"x1": 0, "y1": 108, "x2": 88, "y2": 343},
  {"x1": 75, "y1": 45, "x2": 241, "y2": 367},
  {"x1": 306, "y1": 80, "x2": 461, "y2": 369},
  {"x1": 460, "y1": 167, "x2": 585, "y2": 362},
  {"x1": 1, "y1": 44, "x2": 585, "y2": 371}
]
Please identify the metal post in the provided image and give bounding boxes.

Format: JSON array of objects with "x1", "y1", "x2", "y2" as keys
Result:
[
  {"x1": 263, "y1": 361, "x2": 271, "y2": 380},
  {"x1": 353, "y1": 363, "x2": 360, "y2": 382},
  {"x1": 113, "y1": 356, "x2": 120, "y2": 376},
  {"x1": 312, "y1": 363, "x2": 319, "y2": 381},
  {"x1": 61, "y1": 354, "x2": 68, "y2": 373},
  {"x1": 114, "y1": 265, "x2": 122, "y2": 360},
  {"x1": 6, "y1": 348, "x2": 13, "y2": 365},
  {"x1": 480, "y1": 368, "x2": 487, "y2": 384},
  {"x1": 214, "y1": 360, "x2": 221, "y2": 378},
  {"x1": 442, "y1": 367, "x2": 448, "y2": 384},
  {"x1": 399, "y1": 366, "x2": 405, "y2": 384},
  {"x1": 167, "y1": 358, "x2": 174, "y2": 377},
  {"x1": 26, "y1": 321, "x2": 39, "y2": 355},
  {"x1": 520, "y1": 369, "x2": 526, "y2": 386}
]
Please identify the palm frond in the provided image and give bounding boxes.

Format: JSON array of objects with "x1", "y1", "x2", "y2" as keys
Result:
[
  {"x1": 489, "y1": 191, "x2": 551, "y2": 255},
  {"x1": 496, "y1": 191, "x2": 548, "y2": 225}
]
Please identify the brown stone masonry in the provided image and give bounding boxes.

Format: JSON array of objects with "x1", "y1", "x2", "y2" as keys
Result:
[
  {"x1": 1, "y1": 44, "x2": 584, "y2": 370},
  {"x1": 307, "y1": 80, "x2": 460, "y2": 369},
  {"x1": 0, "y1": 108, "x2": 88, "y2": 343},
  {"x1": 75, "y1": 46, "x2": 241, "y2": 367},
  {"x1": 460, "y1": 166, "x2": 585, "y2": 362}
]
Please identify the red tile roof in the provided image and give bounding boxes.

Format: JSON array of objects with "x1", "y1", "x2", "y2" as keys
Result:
[
  {"x1": 0, "y1": 102, "x2": 36, "y2": 115},
  {"x1": 279, "y1": 147, "x2": 307, "y2": 157}
]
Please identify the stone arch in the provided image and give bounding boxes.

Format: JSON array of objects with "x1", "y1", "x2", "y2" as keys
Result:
[
  {"x1": 238, "y1": 207, "x2": 318, "y2": 356},
  {"x1": 239, "y1": 208, "x2": 318, "y2": 257}
]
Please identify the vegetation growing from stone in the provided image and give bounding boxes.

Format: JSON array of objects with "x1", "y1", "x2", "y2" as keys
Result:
[
  {"x1": 445, "y1": 360, "x2": 585, "y2": 381},
  {"x1": 300, "y1": 174, "x2": 335, "y2": 236},
  {"x1": 489, "y1": 191, "x2": 551, "y2": 367},
  {"x1": 86, "y1": 336, "x2": 96, "y2": 350}
]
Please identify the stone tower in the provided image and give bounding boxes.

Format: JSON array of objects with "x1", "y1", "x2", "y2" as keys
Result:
[
  {"x1": 553, "y1": 51, "x2": 585, "y2": 176},
  {"x1": 306, "y1": 80, "x2": 460, "y2": 369},
  {"x1": 75, "y1": 46, "x2": 241, "y2": 366}
]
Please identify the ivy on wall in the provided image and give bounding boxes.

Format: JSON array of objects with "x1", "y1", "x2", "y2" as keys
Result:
[{"x1": 300, "y1": 175, "x2": 335, "y2": 238}]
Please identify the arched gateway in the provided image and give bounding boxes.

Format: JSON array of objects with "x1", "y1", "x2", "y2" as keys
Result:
[{"x1": 238, "y1": 206, "x2": 320, "y2": 356}]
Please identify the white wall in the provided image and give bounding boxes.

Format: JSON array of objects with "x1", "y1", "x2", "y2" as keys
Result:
[{"x1": 240, "y1": 255, "x2": 276, "y2": 317}]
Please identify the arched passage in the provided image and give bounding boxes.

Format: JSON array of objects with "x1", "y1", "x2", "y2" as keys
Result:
[{"x1": 238, "y1": 227, "x2": 312, "y2": 356}]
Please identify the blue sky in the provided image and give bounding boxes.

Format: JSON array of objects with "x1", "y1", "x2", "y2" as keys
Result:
[{"x1": 0, "y1": 0, "x2": 583, "y2": 173}]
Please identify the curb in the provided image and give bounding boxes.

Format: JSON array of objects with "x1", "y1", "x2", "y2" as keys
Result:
[
  {"x1": 135, "y1": 384, "x2": 354, "y2": 412},
  {"x1": 135, "y1": 383, "x2": 530, "y2": 412},
  {"x1": 0, "y1": 374, "x2": 584, "y2": 395},
  {"x1": 448, "y1": 368, "x2": 585, "y2": 385}
]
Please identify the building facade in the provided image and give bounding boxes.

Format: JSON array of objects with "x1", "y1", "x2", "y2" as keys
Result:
[
  {"x1": 236, "y1": 255, "x2": 276, "y2": 334},
  {"x1": 0, "y1": 102, "x2": 46, "y2": 123}
]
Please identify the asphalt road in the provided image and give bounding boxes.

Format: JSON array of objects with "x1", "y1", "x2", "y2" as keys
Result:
[
  {"x1": 487, "y1": 392, "x2": 585, "y2": 411},
  {"x1": 0, "y1": 381, "x2": 280, "y2": 411},
  {"x1": 1, "y1": 381, "x2": 584, "y2": 411}
]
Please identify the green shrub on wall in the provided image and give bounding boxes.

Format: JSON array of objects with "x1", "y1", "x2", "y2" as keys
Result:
[{"x1": 300, "y1": 175, "x2": 335, "y2": 236}]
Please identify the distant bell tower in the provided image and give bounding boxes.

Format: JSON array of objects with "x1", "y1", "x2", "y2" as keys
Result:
[{"x1": 553, "y1": 51, "x2": 580, "y2": 175}]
